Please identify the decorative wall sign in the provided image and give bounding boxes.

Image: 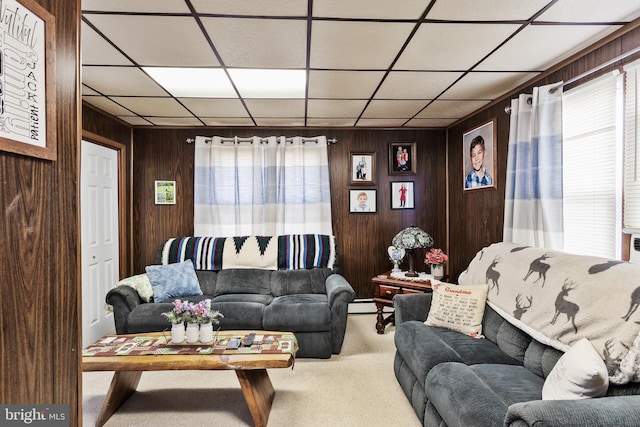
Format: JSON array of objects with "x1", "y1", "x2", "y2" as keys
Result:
[
  {"x1": 463, "y1": 120, "x2": 496, "y2": 191},
  {"x1": 155, "y1": 180, "x2": 176, "y2": 205},
  {"x1": 0, "y1": 0, "x2": 56, "y2": 160}
]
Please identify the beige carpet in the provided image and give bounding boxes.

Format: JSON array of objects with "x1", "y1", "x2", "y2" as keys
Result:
[{"x1": 82, "y1": 313, "x2": 422, "y2": 427}]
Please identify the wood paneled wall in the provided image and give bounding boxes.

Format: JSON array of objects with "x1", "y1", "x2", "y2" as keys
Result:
[
  {"x1": 446, "y1": 23, "x2": 640, "y2": 281},
  {"x1": 131, "y1": 128, "x2": 446, "y2": 298},
  {"x1": 0, "y1": 0, "x2": 81, "y2": 425}
]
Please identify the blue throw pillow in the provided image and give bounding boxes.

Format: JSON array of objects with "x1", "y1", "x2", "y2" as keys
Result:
[{"x1": 145, "y1": 260, "x2": 202, "y2": 303}]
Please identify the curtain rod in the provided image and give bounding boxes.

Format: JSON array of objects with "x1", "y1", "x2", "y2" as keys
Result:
[
  {"x1": 186, "y1": 136, "x2": 338, "y2": 144},
  {"x1": 505, "y1": 45, "x2": 640, "y2": 114}
]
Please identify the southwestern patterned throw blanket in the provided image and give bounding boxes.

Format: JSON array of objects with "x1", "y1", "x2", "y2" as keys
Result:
[
  {"x1": 160, "y1": 234, "x2": 337, "y2": 271},
  {"x1": 459, "y1": 242, "x2": 640, "y2": 385}
]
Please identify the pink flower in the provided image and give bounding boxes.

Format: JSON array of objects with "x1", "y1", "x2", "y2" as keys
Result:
[{"x1": 424, "y1": 248, "x2": 448, "y2": 265}]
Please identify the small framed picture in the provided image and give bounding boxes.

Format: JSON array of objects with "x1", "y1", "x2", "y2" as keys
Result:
[
  {"x1": 463, "y1": 120, "x2": 496, "y2": 191},
  {"x1": 389, "y1": 142, "x2": 416, "y2": 175},
  {"x1": 350, "y1": 152, "x2": 375, "y2": 185},
  {"x1": 155, "y1": 180, "x2": 176, "y2": 204},
  {"x1": 391, "y1": 181, "x2": 415, "y2": 209},
  {"x1": 349, "y1": 189, "x2": 376, "y2": 213}
]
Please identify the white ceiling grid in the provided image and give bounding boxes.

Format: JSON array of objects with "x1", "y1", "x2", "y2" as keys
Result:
[{"x1": 81, "y1": 0, "x2": 640, "y2": 128}]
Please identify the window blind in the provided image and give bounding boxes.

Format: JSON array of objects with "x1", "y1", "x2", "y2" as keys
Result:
[
  {"x1": 562, "y1": 71, "x2": 622, "y2": 259},
  {"x1": 624, "y1": 60, "x2": 640, "y2": 231}
]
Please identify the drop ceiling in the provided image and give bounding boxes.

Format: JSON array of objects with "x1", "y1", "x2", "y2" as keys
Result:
[{"x1": 81, "y1": 0, "x2": 640, "y2": 128}]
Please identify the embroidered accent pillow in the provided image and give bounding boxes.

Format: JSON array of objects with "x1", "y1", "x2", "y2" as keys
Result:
[
  {"x1": 117, "y1": 273, "x2": 153, "y2": 302},
  {"x1": 145, "y1": 260, "x2": 202, "y2": 303},
  {"x1": 542, "y1": 338, "x2": 609, "y2": 400},
  {"x1": 425, "y1": 283, "x2": 489, "y2": 338}
]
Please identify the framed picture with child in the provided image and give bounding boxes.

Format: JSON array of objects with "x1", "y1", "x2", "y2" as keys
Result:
[
  {"x1": 463, "y1": 120, "x2": 496, "y2": 191},
  {"x1": 349, "y1": 189, "x2": 377, "y2": 213}
]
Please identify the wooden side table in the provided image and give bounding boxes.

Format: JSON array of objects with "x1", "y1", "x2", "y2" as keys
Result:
[{"x1": 372, "y1": 272, "x2": 432, "y2": 334}]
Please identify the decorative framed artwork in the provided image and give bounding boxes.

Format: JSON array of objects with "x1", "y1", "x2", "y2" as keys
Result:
[
  {"x1": 349, "y1": 189, "x2": 376, "y2": 213},
  {"x1": 350, "y1": 152, "x2": 375, "y2": 185},
  {"x1": 0, "y1": 0, "x2": 57, "y2": 161},
  {"x1": 463, "y1": 120, "x2": 496, "y2": 191},
  {"x1": 389, "y1": 142, "x2": 416, "y2": 175},
  {"x1": 155, "y1": 180, "x2": 176, "y2": 205},
  {"x1": 390, "y1": 181, "x2": 415, "y2": 209}
]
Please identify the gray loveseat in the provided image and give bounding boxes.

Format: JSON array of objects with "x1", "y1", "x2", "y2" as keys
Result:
[
  {"x1": 106, "y1": 235, "x2": 355, "y2": 358},
  {"x1": 393, "y1": 242, "x2": 640, "y2": 426}
]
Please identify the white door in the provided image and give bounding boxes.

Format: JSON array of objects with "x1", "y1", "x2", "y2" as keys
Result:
[{"x1": 81, "y1": 140, "x2": 119, "y2": 347}]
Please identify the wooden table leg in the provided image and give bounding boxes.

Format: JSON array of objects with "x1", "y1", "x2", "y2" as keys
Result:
[
  {"x1": 95, "y1": 370, "x2": 142, "y2": 427},
  {"x1": 235, "y1": 369, "x2": 275, "y2": 427}
]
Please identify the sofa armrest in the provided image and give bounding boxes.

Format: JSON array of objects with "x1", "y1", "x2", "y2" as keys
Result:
[
  {"x1": 325, "y1": 273, "x2": 355, "y2": 307},
  {"x1": 105, "y1": 286, "x2": 144, "y2": 334},
  {"x1": 505, "y1": 396, "x2": 640, "y2": 426},
  {"x1": 393, "y1": 293, "x2": 432, "y2": 325}
]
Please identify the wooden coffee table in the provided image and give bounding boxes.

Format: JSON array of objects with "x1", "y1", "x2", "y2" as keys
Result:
[{"x1": 82, "y1": 331, "x2": 296, "y2": 427}]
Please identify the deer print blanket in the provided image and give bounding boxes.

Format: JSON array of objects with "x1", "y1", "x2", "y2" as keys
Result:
[{"x1": 459, "y1": 242, "x2": 640, "y2": 384}]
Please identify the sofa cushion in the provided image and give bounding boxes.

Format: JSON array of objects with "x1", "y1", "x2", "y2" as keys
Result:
[
  {"x1": 145, "y1": 260, "x2": 202, "y2": 303},
  {"x1": 214, "y1": 269, "x2": 272, "y2": 296},
  {"x1": 482, "y1": 305, "x2": 533, "y2": 364},
  {"x1": 425, "y1": 362, "x2": 544, "y2": 427},
  {"x1": 117, "y1": 273, "x2": 153, "y2": 302},
  {"x1": 263, "y1": 294, "x2": 330, "y2": 331},
  {"x1": 523, "y1": 339, "x2": 564, "y2": 378},
  {"x1": 195, "y1": 270, "x2": 217, "y2": 295},
  {"x1": 270, "y1": 268, "x2": 331, "y2": 296},
  {"x1": 542, "y1": 338, "x2": 609, "y2": 400},
  {"x1": 208, "y1": 298, "x2": 268, "y2": 330},
  {"x1": 425, "y1": 283, "x2": 489, "y2": 338},
  {"x1": 394, "y1": 321, "x2": 523, "y2": 390}
]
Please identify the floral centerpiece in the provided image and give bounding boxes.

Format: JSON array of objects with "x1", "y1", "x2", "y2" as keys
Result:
[
  {"x1": 425, "y1": 248, "x2": 448, "y2": 279},
  {"x1": 161, "y1": 299, "x2": 191, "y2": 324},
  {"x1": 189, "y1": 299, "x2": 224, "y2": 325},
  {"x1": 162, "y1": 299, "x2": 224, "y2": 344}
]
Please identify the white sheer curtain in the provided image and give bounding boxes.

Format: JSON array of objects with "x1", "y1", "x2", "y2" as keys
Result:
[
  {"x1": 194, "y1": 135, "x2": 333, "y2": 237},
  {"x1": 503, "y1": 82, "x2": 564, "y2": 249}
]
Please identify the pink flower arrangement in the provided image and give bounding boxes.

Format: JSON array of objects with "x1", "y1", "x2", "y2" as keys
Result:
[
  {"x1": 162, "y1": 299, "x2": 223, "y2": 325},
  {"x1": 424, "y1": 248, "x2": 448, "y2": 266}
]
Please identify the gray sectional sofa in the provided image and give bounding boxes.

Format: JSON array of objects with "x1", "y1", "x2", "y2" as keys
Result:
[
  {"x1": 393, "y1": 242, "x2": 640, "y2": 426},
  {"x1": 106, "y1": 235, "x2": 355, "y2": 358}
]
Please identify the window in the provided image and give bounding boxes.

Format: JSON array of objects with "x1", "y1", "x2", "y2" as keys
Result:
[{"x1": 562, "y1": 71, "x2": 623, "y2": 259}]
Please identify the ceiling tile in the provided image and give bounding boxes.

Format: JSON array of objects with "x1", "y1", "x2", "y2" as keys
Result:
[
  {"x1": 308, "y1": 70, "x2": 385, "y2": 99},
  {"x1": 82, "y1": 66, "x2": 167, "y2": 96},
  {"x1": 146, "y1": 117, "x2": 204, "y2": 126},
  {"x1": 201, "y1": 17, "x2": 307, "y2": 68},
  {"x1": 416, "y1": 100, "x2": 491, "y2": 119},
  {"x1": 110, "y1": 97, "x2": 192, "y2": 116},
  {"x1": 356, "y1": 118, "x2": 409, "y2": 127},
  {"x1": 201, "y1": 118, "x2": 256, "y2": 127},
  {"x1": 394, "y1": 23, "x2": 521, "y2": 71},
  {"x1": 442, "y1": 71, "x2": 539, "y2": 100},
  {"x1": 311, "y1": 21, "x2": 414, "y2": 69},
  {"x1": 254, "y1": 118, "x2": 306, "y2": 126},
  {"x1": 85, "y1": 15, "x2": 220, "y2": 66},
  {"x1": 179, "y1": 98, "x2": 249, "y2": 118},
  {"x1": 314, "y1": 0, "x2": 428, "y2": 19},
  {"x1": 191, "y1": 0, "x2": 307, "y2": 16},
  {"x1": 82, "y1": 22, "x2": 132, "y2": 66},
  {"x1": 405, "y1": 118, "x2": 457, "y2": 127},
  {"x1": 244, "y1": 99, "x2": 305, "y2": 117},
  {"x1": 83, "y1": 96, "x2": 135, "y2": 116},
  {"x1": 427, "y1": 0, "x2": 551, "y2": 20},
  {"x1": 117, "y1": 116, "x2": 154, "y2": 126},
  {"x1": 82, "y1": 0, "x2": 190, "y2": 13},
  {"x1": 361, "y1": 100, "x2": 427, "y2": 119},
  {"x1": 82, "y1": 85, "x2": 100, "y2": 96},
  {"x1": 308, "y1": 100, "x2": 368, "y2": 118},
  {"x1": 477, "y1": 25, "x2": 620, "y2": 71},
  {"x1": 538, "y1": 0, "x2": 640, "y2": 22},
  {"x1": 375, "y1": 71, "x2": 464, "y2": 99},
  {"x1": 306, "y1": 118, "x2": 357, "y2": 127}
]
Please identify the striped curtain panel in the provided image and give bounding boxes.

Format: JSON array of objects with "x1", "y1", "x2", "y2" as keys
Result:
[
  {"x1": 503, "y1": 82, "x2": 564, "y2": 249},
  {"x1": 194, "y1": 135, "x2": 333, "y2": 237}
]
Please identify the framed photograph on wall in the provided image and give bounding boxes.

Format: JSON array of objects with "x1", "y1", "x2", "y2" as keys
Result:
[
  {"x1": 349, "y1": 189, "x2": 376, "y2": 213},
  {"x1": 463, "y1": 120, "x2": 496, "y2": 191},
  {"x1": 350, "y1": 152, "x2": 375, "y2": 185},
  {"x1": 155, "y1": 180, "x2": 176, "y2": 204},
  {"x1": 390, "y1": 181, "x2": 415, "y2": 209},
  {"x1": 0, "y1": 0, "x2": 57, "y2": 161},
  {"x1": 389, "y1": 142, "x2": 416, "y2": 175}
]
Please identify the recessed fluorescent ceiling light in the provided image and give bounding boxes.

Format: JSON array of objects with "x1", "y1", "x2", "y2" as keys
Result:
[
  {"x1": 143, "y1": 67, "x2": 236, "y2": 97},
  {"x1": 229, "y1": 69, "x2": 306, "y2": 98}
]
